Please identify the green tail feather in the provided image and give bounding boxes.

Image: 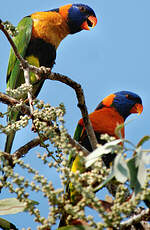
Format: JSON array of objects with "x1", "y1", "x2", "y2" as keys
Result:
[{"x1": 4, "y1": 131, "x2": 16, "y2": 154}]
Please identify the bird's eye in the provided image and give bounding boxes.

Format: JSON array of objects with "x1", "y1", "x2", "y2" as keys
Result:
[
  {"x1": 79, "y1": 6, "x2": 86, "y2": 13},
  {"x1": 126, "y1": 94, "x2": 133, "y2": 100},
  {"x1": 126, "y1": 94, "x2": 138, "y2": 102}
]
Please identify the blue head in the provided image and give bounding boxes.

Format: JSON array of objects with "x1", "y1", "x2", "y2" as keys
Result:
[
  {"x1": 58, "y1": 4, "x2": 97, "y2": 34},
  {"x1": 96, "y1": 91, "x2": 143, "y2": 120}
]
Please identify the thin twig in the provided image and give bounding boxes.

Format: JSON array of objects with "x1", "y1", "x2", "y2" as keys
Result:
[
  {"x1": 23, "y1": 68, "x2": 34, "y2": 114},
  {"x1": 12, "y1": 133, "x2": 89, "y2": 161},
  {"x1": 0, "y1": 92, "x2": 30, "y2": 115},
  {"x1": 120, "y1": 208, "x2": 150, "y2": 229}
]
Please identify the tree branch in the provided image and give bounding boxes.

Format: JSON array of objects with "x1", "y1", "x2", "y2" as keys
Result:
[
  {"x1": 12, "y1": 136, "x2": 48, "y2": 160},
  {"x1": 0, "y1": 19, "x2": 98, "y2": 151},
  {"x1": 0, "y1": 92, "x2": 30, "y2": 115},
  {"x1": 0, "y1": 150, "x2": 12, "y2": 161},
  {"x1": 12, "y1": 134, "x2": 89, "y2": 160},
  {"x1": 46, "y1": 72, "x2": 98, "y2": 150}
]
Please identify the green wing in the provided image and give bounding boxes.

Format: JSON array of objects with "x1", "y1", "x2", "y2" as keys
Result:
[
  {"x1": 7, "y1": 16, "x2": 32, "y2": 89},
  {"x1": 67, "y1": 123, "x2": 85, "y2": 204},
  {"x1": 68, "y1": 123, "x2": 83, "y2": 168},
  {"x1": 73, "y1": 123, "x2": 83, "y2": 142},
  {"x1": 5, "y1": 17, "x2": 32, "y2": 154}
]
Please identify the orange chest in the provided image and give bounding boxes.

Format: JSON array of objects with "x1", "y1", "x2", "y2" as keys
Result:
[
  {"x1": 31, "y1": 11, "x2": 70, "y2": 48},
  {"x1": 79, "y1": 107, "x2": 125, "y2": 138}
]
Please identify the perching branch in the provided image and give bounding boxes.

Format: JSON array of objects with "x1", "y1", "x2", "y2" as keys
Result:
[{"x1": 0, "y1": 19, "x2": 98, "y2": 151}]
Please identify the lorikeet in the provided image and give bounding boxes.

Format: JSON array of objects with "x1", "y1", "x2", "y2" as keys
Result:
[
  {"x1": 71, "y1": 91, "x2": 143, "y2": 171},
  {"x1": 59, "y1": 91, "x2": 143, "y2": 227},
  {"x1": 5, "y1": 3, "x2": 97, "y2": 153}
]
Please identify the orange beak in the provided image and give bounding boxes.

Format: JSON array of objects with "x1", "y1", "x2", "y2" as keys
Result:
[
  {"x1": 81, "y1": 16, "x2": 97, "y2": 31},
  {"x1": 130, "y1": 103, "x2": 143, "y2": 115}
]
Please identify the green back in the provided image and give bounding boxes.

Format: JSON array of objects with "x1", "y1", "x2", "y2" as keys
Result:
[
  {"x1": 7, "y1": 16, "x2": 32, "y2": 89},
  {"x1": 5, "y1": 17, "x2": 32, "y2": 154}
]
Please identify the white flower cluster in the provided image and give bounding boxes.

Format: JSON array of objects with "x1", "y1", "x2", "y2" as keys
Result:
[
  {"x1": 2, "y1": 21, "x2": 18, "y2": 37},
  {"x1": 6, "y1": 83, "x2": 32, "y2": 100}
]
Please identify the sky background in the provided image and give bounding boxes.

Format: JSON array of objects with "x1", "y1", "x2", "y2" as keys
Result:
[{"x1": 0, "y1": 0, "x2": 150, "y2": 229}]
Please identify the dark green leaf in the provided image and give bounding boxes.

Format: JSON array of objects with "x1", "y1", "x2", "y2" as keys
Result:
[
  {"x1": 0, "y1": 217, "x2": 18, "y2": 230},
  {"x1": 94, "y1": 170, "x2": 115, "y2": 192},
  {"x1": 127, "y1": 157, "x2": 141, "y2": 195},
  {"x1": 136, "y1": 135, "x2": 150, "y2": 148}
]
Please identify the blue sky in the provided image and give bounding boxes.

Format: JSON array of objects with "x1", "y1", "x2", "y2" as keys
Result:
[{"x1": 0, "y1": 0, "x2": 150, "y2": 229}]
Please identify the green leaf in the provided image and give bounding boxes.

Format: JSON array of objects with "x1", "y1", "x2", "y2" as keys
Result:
[
  {"x1": 127, "y1": 157, "x2": 141, "y2": 195},
  {"x1": 135, "y1": 148, "x2": 150, "y2": 187},
  {"x1": 58, "y1": 225, "x2": 95, "y2": 230},
  {"x1": 127, "y1": 146, "x2": 150, "y2": 195},
  {"x1": 94, "y1": 170, "x2": 115, "y2": 192},
  {"x1": 0, "y1": 198, "x2": 37, "y2": 215},
  {"x1": 115, "y1": 117, "x2": 136, "y2": 138},
  {"x1": 136, "y1": 135, "x2": 150, "y2": 148},
  {"x1": 113, "y1": 154, "x2": 129, "y2": 183},
  {"x1": 0, "y1": 217, "x2": 18, "y2": 230}
]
